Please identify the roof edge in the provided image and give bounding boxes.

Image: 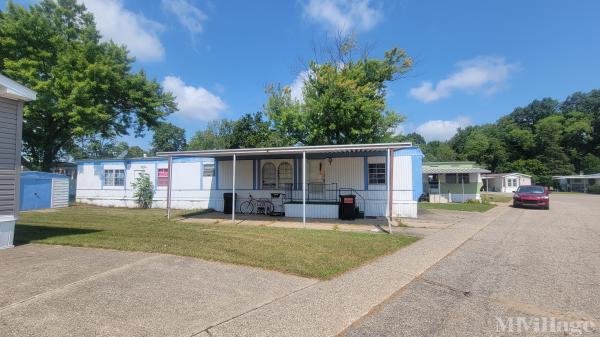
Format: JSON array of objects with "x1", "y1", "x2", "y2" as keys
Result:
[
  {"x1": 157, "y1": 142, "x2": 414, "y2": 157},
  {"x1": 0, "y1": 74, "x2": 37, "y2": 101}
]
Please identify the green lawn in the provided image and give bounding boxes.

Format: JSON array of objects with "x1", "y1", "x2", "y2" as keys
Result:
[
  {"x1": 419, "y1": 202, "x2": 496, "y2": 212},
  {"x1": 15, "y1": 205, "x2": 418, "y2": 279},
  {"x1": 481, "y1": 193, "x2": 513, "y2": 203}
]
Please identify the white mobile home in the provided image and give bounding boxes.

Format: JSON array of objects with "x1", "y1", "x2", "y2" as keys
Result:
[
  {"x1": 0, "y1": 74, "x2": 36, "y2": 249},
  {"x1": 482, "y1": 173, "x2": 532, "y2": 193},
  {"x1": 76, "y1": 143, "x2": 424, "y2": 219},
  {"x1": 552, "y1": 173, "x2": 600, "y2": 192}
]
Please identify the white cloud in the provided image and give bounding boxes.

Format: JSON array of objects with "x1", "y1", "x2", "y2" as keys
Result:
[
  {"x1": 162, "y1": 76, "x2": 227, "y2": 121},
  {"x1": 289, "y1": 70, "x2": 311, "y2": 102},
  {"x1": 303, "y1": 0, "x2": 383, "y2": 34},
  {"x1": 415, "y1": 117, "x2": 472, "y2": 142},
  {"x1": 81, "y1": 0, "x2": 165, "y2": 62},
  {"x1": 409, "y1": 56, "x2": 517, "y2": 103},
  {"x1": 162, "y1": 0, "x2": 207, "y2": 34}
]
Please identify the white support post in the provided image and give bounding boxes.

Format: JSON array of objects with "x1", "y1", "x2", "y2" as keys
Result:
[
  {"x1": 232, "y1": 153, "x2": 236, "y2": 224},
  {"x1": 167, "y1": 156, "x2": 173, "y2": 219},
  {"x1": 386, "y1": 148, "x2": 393, "y2": 234},
  {"x1": 461, "y1": 177, "x2": 465, "y2": 203},
  {"x1": 302, "y1": 151, "x2": 306, "y2": 228}
]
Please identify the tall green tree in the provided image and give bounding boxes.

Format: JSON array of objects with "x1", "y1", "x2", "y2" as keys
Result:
[
  {"x1": 534, "y1": 115, "x2": 574, "y2": 175},
  {"x1": 188, "y1": 112, "x2": 290, "y2": 150},
  {"x1": 423, "y1": 141, "x2": 456, "y2": 162},
  {"x1": 126, "y1": 146, "x2": 146, "y2": 158},
  {"x1": 266, "y1": 39, "x2": 412, "y2": 145},
  {"x1": 188, "y1": 120, "x2": 233, "y2": 150},
  {"x1": 0, "y1": 0, "x2": 176, "y2": 170},
  {"x1": 151, "y1": 122, "x2": 186, "y2": 153},
  {"x1": 505, "y1": 98, "x2": 560, "y2": 130}
]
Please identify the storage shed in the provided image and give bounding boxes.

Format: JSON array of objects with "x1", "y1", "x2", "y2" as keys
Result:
[
  {"x1": 0, "y1": 74, "x2": 36, "y2": 249},
  {"x1": 20, "y1": 172, "x2": 70, "y2": 211}
]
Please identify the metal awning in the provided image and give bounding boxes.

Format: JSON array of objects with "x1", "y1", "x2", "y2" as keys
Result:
[
  {"x1": 552, "y1": 174, "x2": 600, "y2": 179},
  {"x1": 161, "y1": 142, "x2": 405, "y2": 234},
  {"x1": 156, "y1": 142, "x2": 413, "y2": 158},
  {"x1": 423, "y1": 167, "x2": 490, "y2": 174}
]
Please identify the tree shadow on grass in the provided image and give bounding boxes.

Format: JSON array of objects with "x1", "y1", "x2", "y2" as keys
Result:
[{"x1": 14, "y1": 224, "x2": 102, "y2": 245}]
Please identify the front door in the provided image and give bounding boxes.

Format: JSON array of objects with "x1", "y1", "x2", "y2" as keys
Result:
[{"x1": 308, "y1": 160, "x2": 325, "y2": 198}]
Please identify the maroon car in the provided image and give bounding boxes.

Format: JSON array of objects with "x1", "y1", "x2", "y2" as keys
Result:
[{"x1": 513, "y1": 185, "x2": 550, "y2": 210}]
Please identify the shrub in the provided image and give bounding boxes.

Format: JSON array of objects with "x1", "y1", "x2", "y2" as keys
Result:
[
  {"x1": 132, "y1": 173, "x2": 154, "y2": 208},
  {"x1": 588, "y1": 185, "x2": 600, "y2": 194}
]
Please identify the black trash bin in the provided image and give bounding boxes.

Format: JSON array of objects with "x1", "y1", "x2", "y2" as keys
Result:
[
  {"x1": 339, "y1": 194, "x2": 356, "y2": 220},
  {"x1": 223, "y1": 193, "x2": 237, "y2": 214}
]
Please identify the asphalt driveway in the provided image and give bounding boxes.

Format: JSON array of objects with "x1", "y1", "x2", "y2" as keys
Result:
[
  {"x1": 342, "y1": 193, "x2": 600, "y2": 336},
  {"x1": 0, "y1": 245, "x2": 316, "y2": 337}
]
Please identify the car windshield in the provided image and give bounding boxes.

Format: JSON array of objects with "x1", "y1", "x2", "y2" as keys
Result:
[{"x1": 517, "y1": 186, "x2": 545, "y2": 194}]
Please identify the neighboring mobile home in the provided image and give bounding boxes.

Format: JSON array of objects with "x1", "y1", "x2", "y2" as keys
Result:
[
  {"x1": 0, "y1": 74, "x2": 36, "y2": 249},
  {"x1": 76, "y1": 143, "x2": 424, "y2": 219},
  {"x1": 552, "y1": 173, "x2": 600, "y2": 192},
  {"x1": 422, "y1": 161, "x2": 490, "y2": 203},
  {"x1": 482, "y1": 173, "x2": 532, "y2": 193}
]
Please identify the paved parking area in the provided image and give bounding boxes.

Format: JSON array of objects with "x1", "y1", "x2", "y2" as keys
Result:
[
  {"x1": 342, "y1": 193, "x2": 600, "y2": 336},
  {"x1": 0, "y1": 245, "x2": 316, "y2": 337}
]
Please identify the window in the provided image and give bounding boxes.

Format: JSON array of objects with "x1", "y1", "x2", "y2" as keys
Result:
[
  {"x1": 262, "y1": 163, "x2": 276, "y2": 189},
  {"x1": 589, "y1": 179, "x2": 596, "y2": 186},
  {"x1": 157, "y1": 168, "x2": 169, "y2": 186},
  {"x1": 203, "y1": 163, "x2": 215, "y2": 177},
  {"x1": 458, "y1": 173, "x2": 470, "y2": 184},
  {"x1": 512, "y1": 178, "x2": 517, "y2": 186},
  {"x1": 368, "y1": 163, "x2": 386, "y2": 184},
  {"x1": 104, "y1": 169, "x2": 125, "y2": 186},
  {"x1": 446, "y1": 174, "x2": 457, "y2": 184},
  {"x1": 507, "y1": 178, "x2": 512, "y2": 187},
  {"x1": 277, "y1": 162, "x2": 293, "y2": 189}
]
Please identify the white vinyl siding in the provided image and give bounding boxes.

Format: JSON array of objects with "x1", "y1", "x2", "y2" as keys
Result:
[{"x1": 51, "y1": 178, "x2": 69, "y2": 208}]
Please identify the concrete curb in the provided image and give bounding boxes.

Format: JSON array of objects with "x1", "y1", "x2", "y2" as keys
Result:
[{"x1": 204, "y1": 204, "x2": 511, "y2": 337}]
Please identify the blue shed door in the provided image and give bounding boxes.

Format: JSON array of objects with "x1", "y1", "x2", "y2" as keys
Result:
[{"x1": 20, "y1": 178, "x2": 52, "y2": 211}]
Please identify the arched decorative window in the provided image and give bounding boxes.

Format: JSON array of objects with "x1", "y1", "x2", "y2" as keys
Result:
[
  {"x1": 262, "y1": 163, "x2": 276, "y2": 189},
  {"x1": 278, "y1": 162, "x2": 293, "y2": 189}
]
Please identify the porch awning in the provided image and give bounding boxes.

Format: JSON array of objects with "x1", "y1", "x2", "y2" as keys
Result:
[
  {"x1": 423, "y1": 167, "x2": 490, "y2": 174},
  {"x1": 156, "y1": 142, "x2": 414, "y2": 158}
]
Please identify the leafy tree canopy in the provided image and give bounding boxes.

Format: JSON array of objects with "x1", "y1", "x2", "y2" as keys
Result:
[
  {"x1": 151, "y1": 122, "x2": 186, "y2": 153},
  {"x1": 0, "y1": 0, "x2": 176, "y2": 170},
  {"x1": 188, "y1": 112, "x2": 289, "y2": 150},
  {"x1": 265, "y1": 37, "x2": 412, "y2": 145}
]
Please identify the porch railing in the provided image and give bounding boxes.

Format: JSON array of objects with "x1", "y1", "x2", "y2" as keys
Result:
[{"x1": 285, "y1": 183, "x2": 338, "y2": 203}]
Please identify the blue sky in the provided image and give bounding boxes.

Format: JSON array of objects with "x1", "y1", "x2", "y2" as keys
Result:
[{"x1": 8, "y1": 0, "x2": 600, "y2": 147}]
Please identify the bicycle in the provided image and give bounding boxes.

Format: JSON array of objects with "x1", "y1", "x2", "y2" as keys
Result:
[{"x1": 240, "y1": 194, "x2": 274, "y2": 215}]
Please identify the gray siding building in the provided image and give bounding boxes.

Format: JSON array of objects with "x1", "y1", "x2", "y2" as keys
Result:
[{"x1": 0, "y1": 74, "x2": 36, "y2": 249}]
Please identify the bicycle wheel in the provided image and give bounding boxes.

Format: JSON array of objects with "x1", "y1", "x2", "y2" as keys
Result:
[{"x1": 240, "y1": 200, "x2": 254, "y2": 214}]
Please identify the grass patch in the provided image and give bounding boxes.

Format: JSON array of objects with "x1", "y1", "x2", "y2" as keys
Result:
[
  {"x1": 418, "y1": 202, "x2": 496, "y2": 212},
  {"x1": 15, "y1": 205, "x2": 417, "y2": 279},
  {"x1": 481, "y1": 193, "x2": 513, "y2": 203}
]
